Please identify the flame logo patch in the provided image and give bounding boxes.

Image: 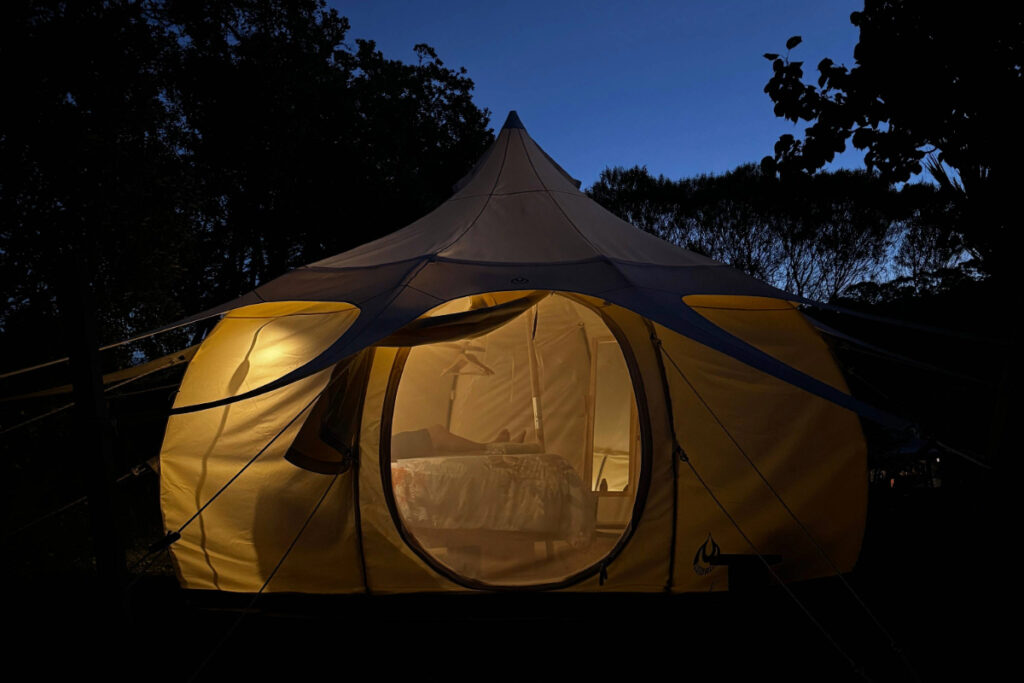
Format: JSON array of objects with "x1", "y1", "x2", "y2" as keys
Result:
[{"x1": 692, "y1": 533, "x2": 721, "y2": 576}]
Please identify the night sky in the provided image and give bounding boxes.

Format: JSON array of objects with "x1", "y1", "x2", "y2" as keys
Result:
[{"x1": 331, "y1": 0, "x2": 866, "y2": 186}]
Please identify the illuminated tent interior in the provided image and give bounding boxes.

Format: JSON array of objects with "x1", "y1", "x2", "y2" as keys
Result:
[{"x1": 158, "y1": 112, "x2": 868, "y2": 593}]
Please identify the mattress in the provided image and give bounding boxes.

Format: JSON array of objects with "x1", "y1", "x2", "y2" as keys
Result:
[{"x1": 390, "y1": 452, "x2": 595, "y2": 548}]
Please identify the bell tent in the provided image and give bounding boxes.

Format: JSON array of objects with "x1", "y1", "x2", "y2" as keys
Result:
[{"x1": 158, "y1": 111, "x2": 869, "y2": 593}]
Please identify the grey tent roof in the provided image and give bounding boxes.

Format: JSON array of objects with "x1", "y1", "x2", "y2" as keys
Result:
[{"x1": 170, "y1": 112, "x2": 904, "y2": 428}]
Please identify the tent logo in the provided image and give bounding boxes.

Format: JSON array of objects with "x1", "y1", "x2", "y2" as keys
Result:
[
  {"x1": 510, "y1": 277, "x2": 529, "y2": 285},
  {"x1": 692, "y1": 533, "x2": 721, "y2": 576}
]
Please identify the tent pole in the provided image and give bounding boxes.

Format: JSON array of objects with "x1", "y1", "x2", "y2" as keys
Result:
[{"x1": 525, "y1": 308, "x2": 546, "y2": 450}]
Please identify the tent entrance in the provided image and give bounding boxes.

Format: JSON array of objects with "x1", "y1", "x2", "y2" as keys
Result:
[{"x1": 380, "y1": 293, "x2": 645, "y2": 588}]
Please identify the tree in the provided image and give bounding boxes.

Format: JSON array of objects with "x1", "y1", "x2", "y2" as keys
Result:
[
  {"x1": 0, "y1": 0, "x2": 492, "y2": 372},
  {"x1": 0, "y1": 0, "x2": 195, "y2": 364},
  {"x1": 761, "y1": 2, "x2": 1023, "y2": 279},
  {"x1": 586, "y1": 166, "x2": 681, "y2": 242},
  {"x1": 163, "y1": 1, "x2": 492, "y2": 295},
  {"x1": 589, "y1": 164, "x2": 914, "y2": 302}
]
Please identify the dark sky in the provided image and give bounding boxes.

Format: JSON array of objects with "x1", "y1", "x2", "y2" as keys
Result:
[{"x1": 330, "y1": 0, "x2": 866, "y2": 187}]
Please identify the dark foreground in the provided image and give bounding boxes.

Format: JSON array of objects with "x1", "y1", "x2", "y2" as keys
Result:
[{"x1": 8, "y1": 481, "x2": 1001, "y2": 683}]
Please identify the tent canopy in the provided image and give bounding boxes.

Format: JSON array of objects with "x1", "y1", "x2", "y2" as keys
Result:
[
  {"x1": 158, "y1": 111, "x2": 870, "y2": 594},
  {"x1": 169, "y1": 112, "x2": 901, "y2": 428}
]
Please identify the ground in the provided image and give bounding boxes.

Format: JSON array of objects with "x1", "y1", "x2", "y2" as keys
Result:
[{"x1": 7, "y1": 477, "x2": 999, "y2": 682}]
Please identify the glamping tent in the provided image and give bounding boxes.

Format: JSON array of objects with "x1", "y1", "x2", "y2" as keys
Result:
[{"x1": 158, "y1": 112, "x2": 868, "y2": 593}]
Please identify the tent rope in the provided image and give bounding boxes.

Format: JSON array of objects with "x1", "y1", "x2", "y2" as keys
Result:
[
  {"x1": 186, "y1": 472, "x2": 340, "y2": 683},
  {"x1": 0, "y1": 401, "x2": 74, "y2": 436},
  {"x1": 800, "y1": 301, "x2": 1009, "y2": 346},
  {"x1": 681, "y1": 453, "x2": 871, "y2": 682},
  {"x1": 808, "y1": 317, "x2": 993, "y2": 387},
  {"x1": 173, "y1": 387, "x2": 324, "y2": 536},
  {"x1": 934, "y1": 440, "x2": 992, "y2": 470},
  {"x1": 0, "y1": 311, "x2": 224, "y2": 380},
  {"x1": 5, "y1": 464, "x2": 151, "y2": 540},
  {"x1": 659, "y1": 345, "x2": 919, "y2": 682},
  {"x1": 1, "y1": 358, "x2": 188, "y2": 436},
  {"x1": 2, "y1": 346, "x2": 196, "y2": 403},
  {"x1": 127, "y1": 372, "x2": 340, "y2": 576},
  {"x1": 845, "y1": 368, "x2": 994, "y2": 471},
  {"x1": 104, "y1": 382, "x2": 183, "y2": 399}
]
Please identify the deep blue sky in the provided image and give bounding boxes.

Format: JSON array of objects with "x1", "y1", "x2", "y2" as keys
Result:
[{"x1": 328, "y1": 1, "x2": 866, "y2": 188}]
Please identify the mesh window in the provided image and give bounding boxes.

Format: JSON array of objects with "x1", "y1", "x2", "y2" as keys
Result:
[{"x1": 388, "y1": 294, "x2": 642, "y2": 587}]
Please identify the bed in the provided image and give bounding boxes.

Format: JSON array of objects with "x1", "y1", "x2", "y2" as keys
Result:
[{"x1": 390, "y1": 449, "x2": 596, "y2": 562}]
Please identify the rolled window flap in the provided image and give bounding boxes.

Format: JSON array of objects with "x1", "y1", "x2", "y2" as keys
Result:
[
  {"x1": 377, "y1": 292, "x2": 549, "y2": 347},
  {"x1": 283, "y1": 349, "x2": 375, "y2": 474},
  {"x1": 285, "y1": 446, "x2": 352, "y2": 475}
]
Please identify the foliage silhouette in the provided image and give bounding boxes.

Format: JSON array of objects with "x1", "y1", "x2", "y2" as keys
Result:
[
  {"x1": 760, "y1": 1, "x2": 1022, "y2": 279},
  {"x1": 588, "y1": 164, "x2": 963, "y2": 303},
  {"x1": 0, "y1": 0, "x2": 492, "y2": 373}
]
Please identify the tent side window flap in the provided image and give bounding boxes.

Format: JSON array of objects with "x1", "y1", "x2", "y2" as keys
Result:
[
  {"x1": 286, "y1": 349, "x2": 376, "y2": 475},
  {"x1": 157, "y1": 111, "x2": 867, "y2": 594}
]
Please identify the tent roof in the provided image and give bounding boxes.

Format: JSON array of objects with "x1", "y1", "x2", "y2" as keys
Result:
[
  {"x1": 309, "y1": 110, "x2": 719, "y2": 270},
  {"x1": 246, "y1": 110, "x2": 789, "y2": 323},
  {"x1": 170, "y1": 112, "x2": 903, "y2": 429}
]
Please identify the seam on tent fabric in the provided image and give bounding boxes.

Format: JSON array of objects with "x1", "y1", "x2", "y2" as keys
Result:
[
  {"x1": 515, "y1": 129, "x2": 603, "y2": 259},
  {"x1": 431, "y1": 254, "x2": 608, "y2": 267},
  {"x1": 445, "y1": 193, "x2": 490, "y2": 201},
  {"x1": 224, "y1": 310, "x2": 357, "y2": 320},
  {"x1": 659, "y1": 344, "x2": 918, "y2": 679},
  {"x1": 403, "y1": 282, "x2": 442, "y2": 300},
  {"x1": 339, "y1": 267, "x2": 437, "y2": 338},
  {"x1": 452, "y1": 188, "x2": 582, "y2": 199},
  {"x1": 336, "y1": 134, "x2": 511, "y2": 348},
  {"x1": 688, "y1": 304, "x2": 796, "y2": 312},
  {"x1": 644, "y1": 322, "x2": 681, "y2": 593},
  {"x1": 349, "y1": 349, "x2": 376, "y2": 594},
  {"x1": 434, "y1": 129, "x2": 512, "y2": 256},
  {"x1": 300, "y1": 256, "x2": 752, "y2": 275},
  {"x1": 299, "y1": 257, "x2": 426, "y2": 273},
  {"x1": 529, "y1": 134, "x2": 583, "y2": 189}
]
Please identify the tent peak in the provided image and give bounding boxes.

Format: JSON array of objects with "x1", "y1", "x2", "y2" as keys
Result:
[{"x1": 501, "y1": 110, "x2": 525, "y2": 130}]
